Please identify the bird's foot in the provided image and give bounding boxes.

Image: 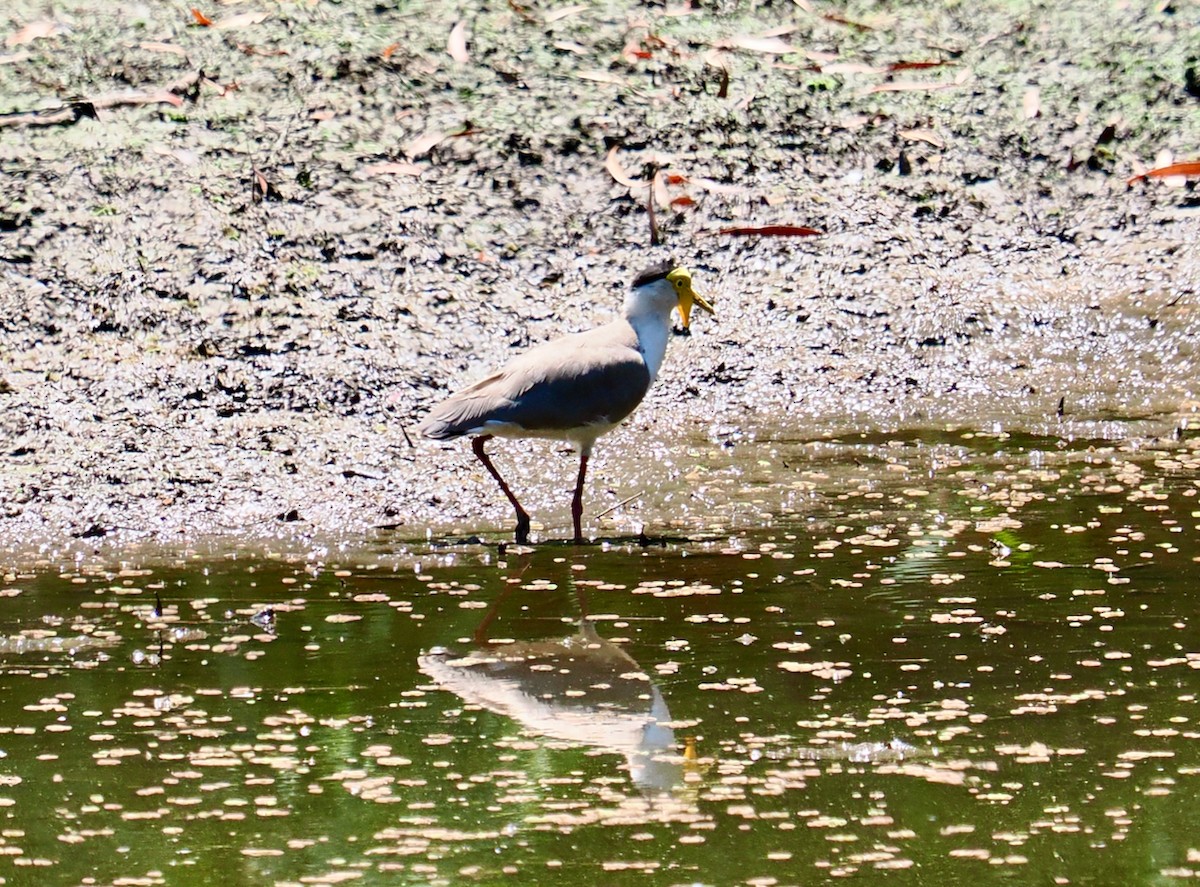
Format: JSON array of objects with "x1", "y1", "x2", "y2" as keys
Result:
[{"x1": 514, "y1": 513, "x2": 531, "y2": 545}]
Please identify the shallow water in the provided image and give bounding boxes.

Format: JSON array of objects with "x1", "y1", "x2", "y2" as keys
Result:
[{"x1": 1, "y1": 431, "x2": 1199, "y2": 886}]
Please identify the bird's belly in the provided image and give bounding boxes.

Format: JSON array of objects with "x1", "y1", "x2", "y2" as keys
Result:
[{"x1": 481, "y1": 418, "x2": 620, "y2": 449}]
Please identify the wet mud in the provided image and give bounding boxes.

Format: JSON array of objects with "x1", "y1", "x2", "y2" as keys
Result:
[{"x1": 1, "y1": 0, "x2": 1198, "y2": 563}]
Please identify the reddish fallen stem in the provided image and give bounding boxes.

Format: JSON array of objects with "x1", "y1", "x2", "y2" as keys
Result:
[
  {"x1": 716, "y1": 225, "x2": 823, "y2": 237},
  {"x1": 1127, "y1": 160, "x2": 1200, "y2": 185}
]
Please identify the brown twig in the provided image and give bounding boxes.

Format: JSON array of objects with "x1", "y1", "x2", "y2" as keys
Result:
[
  {"x1": 0, "y1": 70, "x2": 204, "y2": 129},
  {"x1": 647, "y1": 164, "x2": 661, "y2": 246},
  {"x1": 595, "y1": 490, "x2": 642, "y2": 519}
]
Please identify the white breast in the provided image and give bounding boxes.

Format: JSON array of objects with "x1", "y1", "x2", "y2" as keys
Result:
[{"x1": 630, "y1": 313, "x2": 670, "y2": 382}]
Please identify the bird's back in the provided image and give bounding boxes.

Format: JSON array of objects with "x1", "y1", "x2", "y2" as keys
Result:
[{"x1": 418, "y1": 320, "x2": 652, "y2": 442}]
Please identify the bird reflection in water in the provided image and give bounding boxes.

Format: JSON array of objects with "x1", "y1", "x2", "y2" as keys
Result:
[{"x1": 418, "y1": 581, "x2": 694, "y2": 795}]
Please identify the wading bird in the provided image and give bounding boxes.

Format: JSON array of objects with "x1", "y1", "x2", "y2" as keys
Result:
[{"x1": 418, "y1": 261, "x2": 713, "y2": 543}]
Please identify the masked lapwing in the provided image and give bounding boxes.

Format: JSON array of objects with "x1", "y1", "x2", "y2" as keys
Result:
[{"x1": 418, "y1": 260, "x2": 713, "y2": 544}]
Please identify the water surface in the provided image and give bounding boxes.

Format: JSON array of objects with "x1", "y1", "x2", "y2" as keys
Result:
[{"x1": 1, "y1": 431, "x2": 1198, "y2": 885}]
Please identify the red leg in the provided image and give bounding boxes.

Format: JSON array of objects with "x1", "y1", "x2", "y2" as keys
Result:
[
  {"x1": 471, "y1": 435, "x2": 531, "y2": 544},
  {"x1": 571, "y1": 451, "x2": 589, "y2": 544}
]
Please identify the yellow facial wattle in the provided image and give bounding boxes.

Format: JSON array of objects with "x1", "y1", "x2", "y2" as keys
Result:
[{"x1": 667, "y1": 268, "x2": 715, "y2": 329}]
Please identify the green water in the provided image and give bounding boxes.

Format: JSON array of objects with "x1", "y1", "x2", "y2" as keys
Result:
[{"x1": 1, "y1": 433, "x2": 1198, "y2": 886}]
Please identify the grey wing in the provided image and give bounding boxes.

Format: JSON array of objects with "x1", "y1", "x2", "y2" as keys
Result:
[
  {"x1": 418, "y1": 343, "x2": 651, "y2": 439},
  {"x1": 498, "y1": 348, "x2": 652, "y2": 431},
  {"x1": 417, "y1": 369, "x2": 514, "y2": 440}
]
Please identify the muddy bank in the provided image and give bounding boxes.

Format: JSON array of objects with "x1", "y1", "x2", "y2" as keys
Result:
[{"x1": 1, "y1": 0, "x2": 1198, "y2": 562}]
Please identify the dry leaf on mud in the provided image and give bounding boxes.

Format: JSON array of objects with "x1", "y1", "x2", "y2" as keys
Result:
[
  {"x1": 6, "y1": 20, "x2": 59, "y2": 46},
  {"x1": 214, "y1": 11, "x2": 268, "y2": 29},
  {"x1": 447, "y1": 20, "x2": 469, "y2": 63},
  {"x1": 251, "y1": 167, "x2": 282, "y2": 202},
  {"x1": 722, "y1": 34, "x2": 797, "y2": 55},
  {"x1": 1023, "y1": 87, "x2": 1041, "y2": 119},
  {"x1": 823, "y1": 62, "x2": 884, "y2": 75},
  {"x1": 653, "y1": 170, "x2": 672, "y2": 209},
  {"x1": 403, "y1": 130, "x2": 447, "y2": 159},
  {"x1": 576, "y1": 70, "x2": 627, "y2": 86},
  {"x1": 691, "y1": 177, "x2": 748, "y2": 195},
  {"x1": 545, "y1": 4, "x2": 588, "y2": 22},
  {"x1": 605, "y1": 146, "x2": 644, "y2": 188},
  {"x1": 899, "y1": 128, "x2": 945, "y2": 148},
  {"x1": 359, "y1": 161, "x2": 424, "y2": 178},
  {"x1": 597, "y1": 146, "x2": 648, "y2": 189},
  {"x1": 1127, "y1": 160, "x2": 1200, "y2": 185}
]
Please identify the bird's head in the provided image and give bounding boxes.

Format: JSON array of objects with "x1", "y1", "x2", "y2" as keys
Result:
[
  {"x1": 665, "y1": 267, "x2": 714, "y2": 330},
  {"x1": 630, "y1": 261, "x2": 715, "y2": 329}
]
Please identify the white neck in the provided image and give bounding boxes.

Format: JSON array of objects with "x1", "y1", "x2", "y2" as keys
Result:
[
  {"x1": 623, "y1": 278, "x2": 677, "y2": 383},
  {"x1": 629, "y1": 312, "x2": 670, "y2": 382}
]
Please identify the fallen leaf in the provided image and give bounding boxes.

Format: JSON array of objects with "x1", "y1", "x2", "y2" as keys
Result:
[
  {"x1": 724, "y1": 34, "x2": 797, "y2": 54},
  {"x1": 544, "y1": 4, "x2": 588, "y2": 22},
  {"x1": 605, "y1": 146, "x2": 644, "y2": 188},
  {"x1": 403, "y1": 129, "x2": 447, "y2": 159},
  {"x1": 1023, "y1": 87, "x2": 1041, "y2": 119},
  {"x1": 359, "y1": 161, "x2": 424, "y2": 178},
  {"x1": 691, "y1": 177, "x2": 748, "y2": 195},
  {"x1": 381, "y1": 43, "x2": 400, "y2": 59},
  {"x1": 822, "y1": 62, "x2": 884, "y2": 75},
  {"x1": 576, "y1": 70, "x2": 627, "y2": 86},
  {"x1": 1127, "y1": 160, "x2": 1200, "y2": 185},
  {"x1": 716, "y1": 225, "x2": 822, "y2": 237},
  {"x1": 190, "y1": 8, "x2": 214, "y2": 26},
  {"x1": 671, "y1": 195, "x2": 696, "y2": 207},
  {"x1": 251, "y1": 167, "x2": 282, "y2": 202},
  {"x1": 214, "y1": 11, "x2": 269, "y2": 29},
  {"x1": 6, "y1": 20, "x2": 58, "y2": 46},
  {"x1": 898, "y1": 128, "x2": 945, "y2": 149},
  {"x1": 653, "y1": 169, "x2": 671, "y2": 209},
  {"x1": 447, "y1": 20, "x2": 469, "y2": 63},
  {"x1": 201, "y1": 76, "x2": 237, "y2": 96}
]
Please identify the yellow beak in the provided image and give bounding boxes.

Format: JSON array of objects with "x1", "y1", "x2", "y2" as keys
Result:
[{"x1": 677, "y1": 285, "x2": 715, "y2": 329}]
